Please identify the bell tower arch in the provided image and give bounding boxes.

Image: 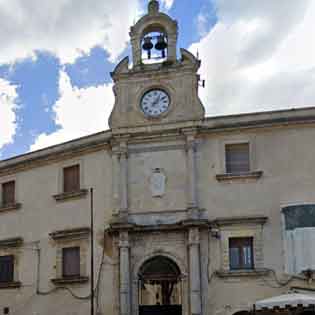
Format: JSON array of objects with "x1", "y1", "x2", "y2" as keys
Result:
[{"x1": 130, "y1": 0, "x2": 178, "y2": 67}]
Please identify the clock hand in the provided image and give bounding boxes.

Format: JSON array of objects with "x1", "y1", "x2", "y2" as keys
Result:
[{"x1": 152, "y1": 95, "x2": 160, "y2": 107}]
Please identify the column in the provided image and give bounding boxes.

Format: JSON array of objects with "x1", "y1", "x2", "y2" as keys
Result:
[
  {"x1": 119, "y1": 231, "x2": 131, "y2": 315},
  {"x1": 188, "y1": 227, "x2": 202, "y2": 315}
]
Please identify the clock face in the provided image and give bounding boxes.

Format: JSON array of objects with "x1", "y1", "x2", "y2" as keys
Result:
[{"x1": 140, "y1": 89, "x2": 170, "y2": 117}]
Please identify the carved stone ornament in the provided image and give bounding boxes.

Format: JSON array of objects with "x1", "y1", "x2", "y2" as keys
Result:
[{"x1": 150, "y1": 168, "x2": 166, "y2": 197}]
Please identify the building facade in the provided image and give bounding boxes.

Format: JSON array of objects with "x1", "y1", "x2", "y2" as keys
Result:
[{"x1": 0, "y1": 1, "x2": 315, "y2": 315}]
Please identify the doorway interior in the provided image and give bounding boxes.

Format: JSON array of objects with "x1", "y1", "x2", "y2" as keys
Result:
[{"x1": 138, "y1": 255, "x2": 182, "y2": 315}]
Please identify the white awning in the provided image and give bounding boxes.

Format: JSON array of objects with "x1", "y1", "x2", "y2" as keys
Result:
[{"x1": 255, "y1": 293, "x2": 315, "y2": 310}]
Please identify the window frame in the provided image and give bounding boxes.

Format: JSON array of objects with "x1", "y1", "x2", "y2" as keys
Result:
[
  {"x1": 225, "y1": 142, "x2": 250, "y2": 175},
  {"x1": 229, "y1": 237, "x2": 254, "y2": 270},
  {"x1": 63, "y1": 164, "x2": 81, "y2": 193},
  {"x1": 1, "y1": 180, "x2": 16, "y2": 208},
  {"x1": 62, "y1": 246, "x2": 81, "y2": 279},
  {"x1": 0, "y1": 255, "x2": 14, "y2": 283}
]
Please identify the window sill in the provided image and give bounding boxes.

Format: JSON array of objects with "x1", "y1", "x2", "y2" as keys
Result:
[
  {"x1": 51, "y1": 276, "x2": 89, "y2": 285},
  {"x1": 0, "y1": 281, "x2": 21, "y2": 289},
  {"x1": 216, "y1": 171, "x2": 263, "y2": 182},
  {"x1": 215, "y1": 269, "x2": 270, "y2": 278},
  {"x1": 53, "y1": 189, "x2": 88, "y2": 202},
  {"x1": 0, "y1": 203, "x2": 21, "y2": 213}
]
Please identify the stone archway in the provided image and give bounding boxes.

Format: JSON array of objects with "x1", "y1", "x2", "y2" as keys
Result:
[{"x1": 138, "y1": 255, "x2": 183, "y2": 315}]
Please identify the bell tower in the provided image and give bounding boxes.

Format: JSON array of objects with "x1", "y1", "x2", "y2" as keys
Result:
[
  {"x1": 109, "y1": 0, "x2": 205, "y2": 130},
  {"x1": 130, "y1": 0, "x2": 178, "y2": 67}
]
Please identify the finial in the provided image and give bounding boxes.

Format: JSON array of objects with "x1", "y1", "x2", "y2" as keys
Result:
[{"x1": 148, "y1": 0, "x2": 159, "y2": 15}]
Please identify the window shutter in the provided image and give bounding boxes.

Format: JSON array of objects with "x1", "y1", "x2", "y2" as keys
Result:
[
  {"x1": 63, "y1": 165, "x2": 80, "y2": 193},
  {"x1": 0, "y1": 255, "x2": 14, "y2": 283},
  {"x1": 225, "y1": 143, "x2": 250, "y2": 174},
  {"x1": 2, "y1": 181, "x2": 15, "y2": 206},
  {"x1": 62, "y1": 247, "x2": 80, "y2": 278}
]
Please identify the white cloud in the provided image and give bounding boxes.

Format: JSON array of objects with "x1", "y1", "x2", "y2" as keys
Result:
[
  {"x1": 30, "y1": 70, "x2": 114, "y2": 151},
  {"x1": 196, "y1": 12, "x2": 210, "y2": 37},
  {"x1": 190, "y1": 0, "x2": 315, "y2": 115},
  {"x1": 160, "y1": 0, "x2": 174, "y2": 10},
  {"x1": 0, "y1": 79, "x2": 18, "y2": 153},
  {"x1": 0, "y1": 0, "x2": 141, "y2": 65}
]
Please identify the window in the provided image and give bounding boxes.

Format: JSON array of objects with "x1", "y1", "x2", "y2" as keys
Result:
[
  {"x1": 229, "y1": 237, "x2": 254, "y2": 270},
  {"x1": 63, "y1": 165, "x2": 80, "y2": 193},
  {"x1": 283, "y1": 204, "x2": 315, "y2": 274},
  {"x1": 225, "y1": 143, "x2": 250, "y2": 174},
  {"x1": 2, "y1": 181, "x2": 15, "y2": 207},
  {"x1": 0, "y1": 255, "x2": 14, "y2": 283},
  {"x1": 62, "y1": 247, "x2": 80, "y2": 278}
]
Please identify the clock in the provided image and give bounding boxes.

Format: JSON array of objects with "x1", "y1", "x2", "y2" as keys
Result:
[{"x1": 140, "y1": 89, "x2": 170, "y2": 117}]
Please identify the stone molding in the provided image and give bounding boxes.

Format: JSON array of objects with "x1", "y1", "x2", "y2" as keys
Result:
[
  {"x1": 109, "y1": 218, "x2": 210, "y2": 233},
  {"x1": 0, "y1": 237, "x2": 23, "y2": 248},
  {"x1": 49, "y1": 227, "x2": 90, "y2": 241},
  {"x1": 0, "y1": 281, "x2": 22, "y2": 289},
  {"x1": 53, "y1": 189, "x2": 88, "y2": 202},
  {"x1": 216, "y1": 171, "x2": 263, "y2": 182},
  {"x1": 0, "y1": 203, "x2": 21, "y2": 214},
  {"x1": 215, "y1": 269, "x2": 270, "y2": 278},
  {"x1": 212, "y1": 215, "x2": 268, "y2": 227},
  {"x1": 51, "y1": 276, "x2": 89, "y2": 285}
]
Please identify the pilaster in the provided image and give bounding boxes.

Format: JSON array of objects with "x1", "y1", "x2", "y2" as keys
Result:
[
  {"x1": 119, "y1": 231, "x2": 131, "y2": 315},
  {"x1": 188, "y1": 227, "x2": 202, "y2": 315},
  {"x1": 184, "y1": 128, "x2": 199, "y2": 219}
]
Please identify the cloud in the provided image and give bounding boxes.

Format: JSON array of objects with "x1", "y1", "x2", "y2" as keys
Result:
[
  {"x1": 160, "y1": 0, "x2": 174, "y2": 10},
  {"x1": 0, "y1": 79, "x2": 18, "y2": 153},
  {"x1": 190, "y1": 0, "x2": 315, "y2": 115},
  {"x1": 0, "y1": 0, "x2": 141, "y2": 65},
  {"x1": 30, "y1": 70, "x2": 114, "y2": 151}
]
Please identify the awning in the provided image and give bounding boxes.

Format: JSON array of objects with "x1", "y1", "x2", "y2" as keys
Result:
[{"x1": 255, "y1": 293, "x2": 315, "y2": 310}]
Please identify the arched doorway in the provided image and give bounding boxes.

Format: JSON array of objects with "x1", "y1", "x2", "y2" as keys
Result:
[{"x1": 138, "y1": 255, "x2": 182, "y2": 315}]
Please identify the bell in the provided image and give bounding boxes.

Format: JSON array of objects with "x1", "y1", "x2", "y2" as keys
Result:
[
  {"x1": 155, "y1": 34, "x2": 167, "y2": 58},
  {"x1": 142, "y1": 36, "x2": 153, "y2": 59}
]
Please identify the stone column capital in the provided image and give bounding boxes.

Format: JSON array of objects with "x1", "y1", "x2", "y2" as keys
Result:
[
  {"x1": 119, "y1": 231, "x2": 130, "y2": 248},
  {"x1": 188, "y1": 227, "x2": 200, "y2": 246}
]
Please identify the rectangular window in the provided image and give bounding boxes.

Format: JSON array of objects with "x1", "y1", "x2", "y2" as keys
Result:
[
  {"x1": 63, "y1": 165, "x2": 80, "y2": 193},
  {"x1": 0, "y1": 255, "x2": 14, "y2": 283},
  {"x1": 229, "y1": 237, "x2": 254, "y2": 270},
  {"x1": 62, "y1": 247, "x2": 80, "y2": 278},
  {"x1": 225, "y1": 143, "x2": 250, "y2": 174},
  {"x1": 2, "y1": 181, "x2": 15, "y2": 207}
]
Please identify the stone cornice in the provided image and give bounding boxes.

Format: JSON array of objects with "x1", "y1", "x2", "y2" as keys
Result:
[
  {"x1": 201, "y1": 107, "x2": 315, "y2": 134},
  {"x1": 109, "y1": 219, "x2": 211, "y2": 233},
  {"x1": 1, "y1": 106, "x2": 315, "y2": 176},
  {"x1": 0, "y1": 131, "x2": 111, "y2": 176},
  {"x1": 212, "y1": 215, "x2": 268, "y2": 227}
]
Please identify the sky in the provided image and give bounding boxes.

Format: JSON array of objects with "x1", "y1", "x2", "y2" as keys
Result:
[{"x1": 0, "y1": 0, "x2": 315, "y2": 160}]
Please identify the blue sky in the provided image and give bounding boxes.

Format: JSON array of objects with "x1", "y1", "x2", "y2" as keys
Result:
[{"x1": 1, "y1": 0, "x2": 315, "y2": 160}]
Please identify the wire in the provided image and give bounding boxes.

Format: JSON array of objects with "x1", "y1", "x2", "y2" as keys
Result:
[{"x1": 260, "y1": 268, "x2": 307, "y2": 289}]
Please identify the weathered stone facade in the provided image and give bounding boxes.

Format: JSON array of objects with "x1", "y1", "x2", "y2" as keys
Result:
[{"x1": 0, "y1": 1, "x2": 315, "y2": 315}]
